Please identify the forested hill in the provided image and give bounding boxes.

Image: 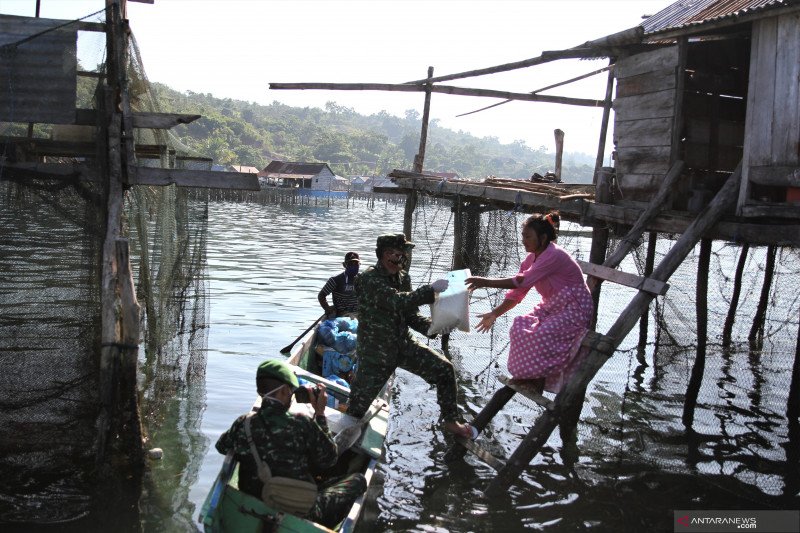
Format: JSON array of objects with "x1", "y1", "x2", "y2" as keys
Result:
[{"x1": 153, "y1": 83, "x2": 595, "y2": 182}]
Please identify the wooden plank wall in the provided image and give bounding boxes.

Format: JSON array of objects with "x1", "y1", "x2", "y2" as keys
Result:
[
  {"x1": 0, "y1": 15, "x2": 77, "y2": 124},
  {"x1": 613, "y1": 46, "x2": 678, "y2": 201},
  {"x1": 739, "y1": 12, "x2": 800, "y2": 213}
]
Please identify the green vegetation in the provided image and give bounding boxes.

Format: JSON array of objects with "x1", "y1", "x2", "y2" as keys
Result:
[{"x1": 159, "y1": 83, "x2": 595, "y2": 182}]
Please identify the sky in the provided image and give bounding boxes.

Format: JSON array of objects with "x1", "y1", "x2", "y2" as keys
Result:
[{"x1": 3, "y1": 0, "x2": 672, "y2": 156}]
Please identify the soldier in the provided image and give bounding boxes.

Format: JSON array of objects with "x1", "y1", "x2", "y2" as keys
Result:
[
  {"x1": 347, "y1": 233, "x2": 476, "y2": 439},
  {"x1": 216, "y1": 359, "x2": 366, "y2": 528}
]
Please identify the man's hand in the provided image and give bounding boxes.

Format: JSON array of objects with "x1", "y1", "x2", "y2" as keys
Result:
[
  {"x1": 325, "y1": 307, "x2": 337, "y2": 319},
  {"x1": 313, "y1": 384, "x2": 328, "y2": 417},
  {"x1": 431, "y1": 279, "x2": 449, "y2": 293}
]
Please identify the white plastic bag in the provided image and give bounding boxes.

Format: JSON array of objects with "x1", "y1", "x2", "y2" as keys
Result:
[{"x1": 428, "y1": 268, "x2": 471, "y2": 336}]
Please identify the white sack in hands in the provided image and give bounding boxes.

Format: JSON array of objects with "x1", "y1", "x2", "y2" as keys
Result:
[{"x1": 427, "y1": 268, "x2": 471, "y2": 336}]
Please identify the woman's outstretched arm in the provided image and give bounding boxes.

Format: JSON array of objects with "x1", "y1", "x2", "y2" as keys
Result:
[
  {"x1": 465, "y1": 276, "x2": 517, "y2": 291},
  {"x1": 474, "y1": 299, "x2": 518, "y2": 333}
]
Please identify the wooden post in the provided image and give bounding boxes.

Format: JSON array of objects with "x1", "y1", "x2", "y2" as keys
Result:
[
  {"x1": 553, "y1": 129, "x2": 564, "y2": 182},
  {"x1": 588, "y1": 167, "x2": 612, "y2": 328},
  {"x1": 789, "y1": 320, "x2": 800, "y2": 420},
  {"x1": 97, "y1": 0, "x2": 141, "y2": 469},
  {"x1": 683, "y1": 238, "x2": 711, "y2": 429},
  {"x1": 636, "y1": 231, "x2": 658, "y2": 364},
  {"x1": 749, "y1": 245, "x2": 777, "y2": 351},
  {"x1": 413, "y1": 66, "x2": 434, "y2": 173},
  {"x1": 452, "y1": 202, "x2": 464, "y2": 270},
  {"x1": 484, "y1": 164, "x2": 741, "y2": 497},
  {"x1": 405, "y1": 66, "x2": 433, "y2": 253},
  {"x1": 592, "y1": 60, "x2": 615, "y2": 185},
  {"x1": 722, "y1": 244, "x2": 750, "y2": 350}
]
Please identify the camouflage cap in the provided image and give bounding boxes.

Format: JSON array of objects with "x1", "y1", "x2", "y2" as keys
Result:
[
  {"x1": 376, "y1": 233, "x2": 414, "y2": 251},
  {"x1": 256, "y1": 359, "x2": 299, "y2": 389}
]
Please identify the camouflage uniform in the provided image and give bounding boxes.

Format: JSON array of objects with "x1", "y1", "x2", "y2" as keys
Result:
[
  {"x1": 216, "y1": 401, "x2": 366, "y2": 528},
  {"x1": 348, "y1": 250, "x2": 460, "y2": 422}
]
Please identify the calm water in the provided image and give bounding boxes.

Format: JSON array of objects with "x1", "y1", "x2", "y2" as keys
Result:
[{"x1": 142, "y1": 197, "x2": 799, "y2": 532}]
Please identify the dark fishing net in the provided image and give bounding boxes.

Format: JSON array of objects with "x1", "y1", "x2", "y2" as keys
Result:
[
  {"x1": 406, "y1": 194, "x2": 799, "y2": 506},
  {"x1": 0, "y1": 10, "x2": 209, "y2": 526}
]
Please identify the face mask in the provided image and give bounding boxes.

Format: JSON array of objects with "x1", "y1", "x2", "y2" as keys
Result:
[{"x1": 345, "y1": 264, "x2": 359, "y2": 277}]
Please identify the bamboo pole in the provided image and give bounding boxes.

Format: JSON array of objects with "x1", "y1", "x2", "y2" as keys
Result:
[
  {"x1": 484, "y1": 164, "x2": 741, "y2": 497},
  {"x1": 457, "y1": 64, "x2": 613, "y2": 118},
  {"x1": 269, "y1": 82, "x2": 604, "y2": 108},
  {"x1": 683, "y1": 238, "x2": 711, "y2": 429}
]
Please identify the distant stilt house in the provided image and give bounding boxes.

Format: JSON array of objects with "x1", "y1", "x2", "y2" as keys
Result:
[
  {"x1": 258, "y1": 160, "x2": 348, "y2": 197},
  {"x1": 349, "y1": 175, "x2": 368, "y2": 192}
]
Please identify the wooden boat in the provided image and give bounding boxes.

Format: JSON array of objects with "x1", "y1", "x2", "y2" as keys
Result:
[{"x1": 199, "y1": 320, "x2": 389, "y2": 533}]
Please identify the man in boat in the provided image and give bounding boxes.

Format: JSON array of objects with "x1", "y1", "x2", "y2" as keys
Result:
[
  {"x1": 216, "y1": 359, "x2": 366, "y2": 528},
  {"x1": 346, "y1": 233, "x2": 476, "y2": 439},
  {"x1": 318, "y1": 251, "x2": 361, "y2": 318}
]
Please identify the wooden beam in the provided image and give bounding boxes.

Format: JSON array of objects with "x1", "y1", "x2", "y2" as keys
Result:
[
  {"x1": 128, "y1": 166, "x2": 260, "y2": 190},
  {"x1": 270, "y1": 82, "x2": 605, "y2": 108},
  {"x1": 498, "y1": 375, "x2": 554, "y2": 410},
  {"x1": 74, "y1": 109, "x2": 202, "y2": 129},
  {"x1": 748, "y1": 165, "x2": 800, "y2": 187},
  {"x1": 403, "y1": 47, "x2": 619, "y2": 85},
  {"x1": 456, "y1": 437, "x2": 507, "y2": 472},
  {"x1": 578, "y1": 260, "x2": 669, "y2": 295},
  {"x1": 740, "y1": 204, "x2": 800, "y2": 219},
  {"x1": 0, "y1": 162, "x2": 98, "y2": 181}
]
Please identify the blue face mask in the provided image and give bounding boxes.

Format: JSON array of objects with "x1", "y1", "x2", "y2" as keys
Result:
[{"x1": 345, "y1": 264, "x2": 360, "y2": 277}]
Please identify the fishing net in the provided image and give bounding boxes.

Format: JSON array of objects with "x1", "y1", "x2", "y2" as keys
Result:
[
  {"x1": 406, "y1": 193, "x2": 799, "y2": 504},
  {"x1": 0, "y1": 9, "x2": 209, "y2": 526}
]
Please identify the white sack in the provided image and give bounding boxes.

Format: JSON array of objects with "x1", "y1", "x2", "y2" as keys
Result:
[{"x1": 427, "y1": 268, "x2": 471, "y2": 336}]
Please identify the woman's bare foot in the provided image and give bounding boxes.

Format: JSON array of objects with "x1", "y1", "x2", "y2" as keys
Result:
[{"x1": 444, "y1": 421, "x2": 478, "y2": 440}]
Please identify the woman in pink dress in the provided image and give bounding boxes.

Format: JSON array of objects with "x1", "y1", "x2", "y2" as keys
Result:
[{"x1": 466, "y1": 211, "x2": 593, "y2": 394}]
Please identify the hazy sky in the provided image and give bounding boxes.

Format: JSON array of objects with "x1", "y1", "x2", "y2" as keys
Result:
[{"x1": 4, "y1": 0, "x2": 671, "y2": 156}]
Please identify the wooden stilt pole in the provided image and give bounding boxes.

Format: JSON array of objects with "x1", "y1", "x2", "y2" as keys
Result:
[
  {"x1": 636, "y1": 231, "x2": 658, "y2": 364},
  {"x1": 483, "y1": 164, "x2": 741, "y2": 497},
  {"x1": 683, "y1": 238, "x2": 711, "y2": 429},
  {"x1": 788, "y1": 319, "x2": 800, "y2": 420},
  {"x1": 722, "y1": 243, "x2": 749, "y2": 350},
  {"x1": 749, "y1": 245, "x2": 777, "y2": 351}
]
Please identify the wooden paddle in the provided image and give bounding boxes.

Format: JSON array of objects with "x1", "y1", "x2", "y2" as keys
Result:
[
  {"x1": 333, "y1": 399, "x2": 386, "y2": 455},
  {"x1": 280, "y1": 313, "x2": 326, "y2": 355}
]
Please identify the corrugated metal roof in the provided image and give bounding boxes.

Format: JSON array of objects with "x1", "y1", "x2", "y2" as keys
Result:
[
  {"x1": 642, "y1": 0, "x2": 797, "y2": 35},
  {"x1": 262, "y1": 161, "x2": 333, "y2": 177}
]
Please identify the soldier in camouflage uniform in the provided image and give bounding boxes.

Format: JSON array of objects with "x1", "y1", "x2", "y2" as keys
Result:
[
  {"x1": 347, "y1": 233, "x2": 475, "y2": 439},
  {"x1": 216, "y1": 359, "x2": 366, "y2": 528}
]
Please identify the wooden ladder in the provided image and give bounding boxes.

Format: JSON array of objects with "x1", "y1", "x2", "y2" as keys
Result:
[{"x1": 447, "y1": 161, "x2": 742, "y2": 497}]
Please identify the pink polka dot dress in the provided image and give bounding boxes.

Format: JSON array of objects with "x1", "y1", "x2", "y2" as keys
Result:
[{"x1": 504, "y1": 243, "x2": 593, "y2": 393}]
